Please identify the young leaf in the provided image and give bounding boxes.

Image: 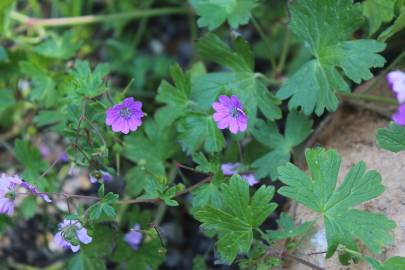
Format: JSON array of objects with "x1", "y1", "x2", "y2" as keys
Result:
[
  {"x1": 156, "y1": 64, "x2": 192, "y2": 126},
  {"x1": 252, "y1": 111, "x2": 313, "y2": 179},
  {"x1": 266, "y1": 213, "x2": 313, "y2": 241},
  {"x1": 277, "y1": 0, "x2": 386, "y2": 115},
  {"x1": 67, "y1": 60, "x2": 109, "y2": 100},
  {"x1": 194, "y1": 175, "x2": 277, "y2": 264},
  {"x1": 362, "y1": 0, "x2": 397, "y2": 35},
  {"x1": 278, "y1": 148, "x2": 395, "y2": 258},
  {"x1": 88, "y1": 192, "x2": 118, "y2": 221},
  {"x1": 177, "y1": 114, "x2": 225, "y2": 154},
  {"x1": 192, "y1": 152, "x2": 220, "y2": 174},
  {"x1": 193, "y1": 34, "x2": 281, "y2": 124},
  {"x1": 190, "y1": 0, "x2": 258, "y2": 30},
  {"x1": 376, "y1": 123, "x2": 405, "y2": 152}
]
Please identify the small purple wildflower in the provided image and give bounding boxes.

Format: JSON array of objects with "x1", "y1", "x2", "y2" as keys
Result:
[
  {"x1": 124, "y1": 224, "x2": 143, "y2": 250},
  {"x1": 53, "y1": 219, "x2": 92, "y2": 253},
  {"x1": 221, "y1": 163, "x2": 258, "y2": 186},
  {"x1": 213, "y1": 95, "x2": 248, "y2": 134},
  {"x1": 89, "y1": 170, "x2": 113, "y2": 184},
  {"x1": 392, "y1": 104, "x2": 405, "y2": 126},
  {"x1": 20, "y1": 181, "x2": 52, "y2": 203},
  {"x1": 0, "y1": 174, "x2": 22, "y2": 216},
  {"x1": 106, "y1": 97, "x2": 144, "y2": 134},
  {"x1": 387, "y1": 70, "x2": 405, "y2": 103}
]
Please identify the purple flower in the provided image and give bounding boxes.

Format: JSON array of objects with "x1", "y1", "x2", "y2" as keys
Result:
[
  {"x1": 221, "y1": 163, "x2": 258, "y2": 186},
  {"x1": 89, "y1": 171, "x2": 113, "y2": 184},
  {"x1": 387, "y1": 70, "x2": 405, "y2": 103},
  {"x1": 124, "y1": 224, "x2": 143, "y2": 250},
  {"x1": 106, "y1": 97, "x2": 144, "y2": 134},
  {"x1": 20, "y1": 181, "x2": 52, "y2": 203},
  {"x1": 0, "y1": 174, "x2": 22, "y2": 216},
  {"x1": 53, "y1": 219, "x2": 92, "y2": 253},
  {"x1": 392, "y1": 103, "x2": 405, "y2": 126},
  {"x1": 213, "y1": 95, "x2": 248, "y2": 134}
]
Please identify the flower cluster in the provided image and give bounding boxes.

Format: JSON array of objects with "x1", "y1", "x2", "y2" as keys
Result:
[
  {"x1": 221, "y1": 163, "x2": 258, "y2": 186},
  {"x1": 0, "y1": 174, "x2": 51, "y2": 216},
  {"x1": 53, "y1": 219, "x2": 92, "y2": 252},
  {"x1": 387, "y1": 70, "x2": 405, "y2": 125}
]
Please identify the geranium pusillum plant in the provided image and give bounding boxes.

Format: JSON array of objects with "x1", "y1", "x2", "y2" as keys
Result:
[
  {"x1": 106, "y1": 97, "x2": 145, "y2": 134},
  {"x1": 212, "y1": 95, "x2": 247, "y2": 134},
  {"x1": 221, "y1": 163, "x2": 258, "y2": 186},
  {"x1": 387, "y1": 70, "x2": 405, "y2": 125},
  {"x1": 124, "y1": 224, "x2": 143, "y2": 250},
  {"x1": 53, "y1": 219, "x2": 92, "y2": 253},
  {"x1": 0, "y1": 174, "x2": 51, "y2": 216}
]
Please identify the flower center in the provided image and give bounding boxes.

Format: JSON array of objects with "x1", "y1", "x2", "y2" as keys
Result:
[
  {"x1": 231, "y1": 107, "x2": 239, "y2": 118},
  {"x1": 119, "y1": 107, "x2": 133, "y2": 120},
  {"x1": 5, "y1": 191, "x2": 16, "y2": 201}
]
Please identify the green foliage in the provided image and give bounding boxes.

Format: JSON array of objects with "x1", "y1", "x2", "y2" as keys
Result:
[
  {"x1": 177, "y1": 114, "x2": 225, "y2": 154},
  {"x1": 376, "y1": 123, "x2": 405, "y2": 152},
  {"x1": 191, "y1": 175, "x2": 223, "y2": 209},
  {"x1": 194, "y1": 33, "x2": 281, "y2": 124},
  {"x1": 112, "y1": 228, "x2": 165, "y2": 270},
  {"x1": 137, "y1": 176, "x2": 182, "y2": 206},
  {"x1": 34, "y1": 31, "x2": 81, "y2": 59},
  {"x1": 190, "y1": 0, "x2": 257, "y2": 30},
  {"x1": 192, "y1": 152, "x2": 220, "y2": 174},
  {"x1": 14, "y1": 139, "x2": 48, "y2": 184},
  {"x1": 194, "y1": 175, "x2": 277, "y2": 264},
  {"x1": 88, "y1": 192, "x2": 119, "y2": 221},
  {"x1": 266, "y1": 213, "x2": 313, "y2": 241},
  {"x1": 156, "y1": 64, "x2": 192, "y2": 126},
  {"x1": 67, "y1": 60, "x2": 109, "y2": 100},
  {"x1": 252, "y1": 111, "x2": 313, "y2": 179},
  {"x1": 379, "y1": 5, "x2": 405, "y2": 41},
  {"x1": 278, "y1": 148, "x2": 395, "y2": 258},
  {"x1": 362, "y1": 0, "x2": 397, "y2": 34},
  {"x1": 277, "y1": 0, "x2": 386, "y2": 115},
  {"x1": 68, "y1": 252, "x2": 107, "y2": 270},
  {"x1": 365, "y1": 255, "x2": 405, "y2": 270},
  {"x1": 0, "y1": 88, "x2": 15, "y2": 114}
]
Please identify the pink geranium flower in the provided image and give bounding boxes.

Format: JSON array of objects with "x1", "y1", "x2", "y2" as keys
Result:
[
  {"x1": 53, "y1": 219, "x2": 92, "y2": 253},
  {"x1": 387, "y1": 70, "x2": 405, "y2": 103},
  {"x1": 212, "y1": 95, "x2": 247, "y2": 134},
  {"x1": 106, "y1": 97, "x2": 145, "y2": 134},
  {"x1": 221, "y1": 163, "x2": 258, "y2": 186},
  {"x1": 387, "y1": 70, "x2": 405, "y2": 126}
]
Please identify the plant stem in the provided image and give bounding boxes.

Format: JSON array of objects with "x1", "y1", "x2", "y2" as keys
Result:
[
  {"x1": 338, "y1": 92, "x2": 398, "y2": 105},
  {"x1": 251, "y1": 16, "x2": 277, "y2": 70},
  {"x1": 276, "y1": 28, "x2": 290, "y2": 75},
  {"x1": 117, "y1": 175, "x2": 212, "y2": 204},
  {"x1": 10, "y1": 7, "x2": 189, "y2": 28}
]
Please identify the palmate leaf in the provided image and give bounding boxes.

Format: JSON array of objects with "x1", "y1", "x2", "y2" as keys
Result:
[
  {"x1": 156, "y1": 64, "x2": 191, "y2": 126},
  {"x1": 193, "y1": 33, "x2": 281, "y2": 125},
  {"x1": 379, "y1": 6, "x2": 405, "y2": 41},
  {"x1": 376, "y1": 123, "x2": 405, "y2": 152},
  {"x1": 277, "y1": 0, "x2": 386, "y2": 115},
  {"x1": 252, "y1": 111, "x2": 313, "y2": 179},
  {"x1": 34, "y1": 31, "x2": 81, "y2": 60},
  {"x1": 362, "y1": 0, "x2": 397, "y2": 34},
  {"x1": 278, "y1": 148, "x2": 395, "y2": 258},
  {"x1": 177, "y1": 114, "x2": 225, "y2": 154},
  {"x1": 194, "y1": 175, "x2": 277, "y2": 264},
  {"x1": 266, "y1": 213, "x2": 313, "y2": 241},
  {"x1": 190, "y1": 0, "x2": 258, "y2": 30}
]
